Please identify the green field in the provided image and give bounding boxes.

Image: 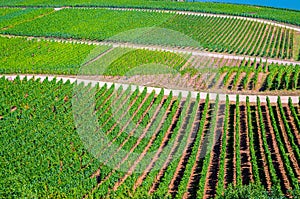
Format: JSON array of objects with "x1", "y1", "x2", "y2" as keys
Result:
[
  {"x1": 0, "y1": 8, "x2": 296, "y2": 59},
  {"x1": 0, "y1": 8, "x2": 53, "y2": 29},
  {"x1": 1, "y1": 36, "x2": 299, "y2": 93},
  {"x1": 1, "y1": 1, "x2": 300, "y2": 198},
  {"x1": 1, "y1": 9, "x2": 172, "y2": 41},
  {"x1": 0, "y1": 0, "x2": 300, "y2": 26},
  {"x1": 0, "y1": 37, "x2": 109, "y2": 74},
  {"x1": 0, "y1": 77, "x2": 98, "y2": 198},
  {"x1": 1, "y1": 77, "x2": 300, "y2": 198}
]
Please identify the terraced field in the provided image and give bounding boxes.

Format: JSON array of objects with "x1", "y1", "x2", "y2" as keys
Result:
[
  {"x1": 0, "y1": 1, "x2": 300, "y2": 198},
  {"x1": 1, "y1": 7, "x2": 299, "y2": 59},
  {"x1": 1, "y1": 0, "x2": 300, "y2": 26},
  {"x1": 1, "y1": 76, "x2": 300, "y2": 198}
]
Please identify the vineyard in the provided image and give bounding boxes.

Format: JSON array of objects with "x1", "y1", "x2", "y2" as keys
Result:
[
  {"x1": 2, "y1": 36, "x2": 299, "y2": 93},
  {"x1": 0, "y1": 8, "x2": 53, "y2": 30},
  {"x1": 1, "y1": 1, "x2": 300, "y2": 198},
  {"x1": 185, "y1": 60, "x2": 300, "y2": 92},
  {"x1": 1, "y1": 77, "x2": 300, "y2": 198},
  {"x1": 0, "y1": 0, "x2": 300, "y2": 26},
  {"x1": 162, "y1": 14, "x2": 295, "y2": 59},
  {"x1": 84, "y1": 48, "x2": 300, "y2": 92},
  {"x1": 0, "y1": 37, "x2": 107, "y2": 74},
  {"x1": 0, "y1": 8, "x2": 298, "y2": 60},
  {"x1": 0, "y1": 8, "x2": 173, "y2": 43}
]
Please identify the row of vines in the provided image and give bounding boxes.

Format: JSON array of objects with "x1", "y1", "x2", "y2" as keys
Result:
[
  {"x1": 0, "y1": 8, "x2": 297, "y2": 59},
  {"x1": 1, "y1": 76, "x2": 299, "y2": 198}
]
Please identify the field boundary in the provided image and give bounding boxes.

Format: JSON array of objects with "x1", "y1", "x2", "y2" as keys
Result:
[{"x1": 3, "y1": 75, "x2": 299, "y2": 104}]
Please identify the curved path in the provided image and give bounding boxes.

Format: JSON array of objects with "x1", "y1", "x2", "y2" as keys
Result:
[
  {"x1": 4, "y1": 75, "x2": 299, "y2": 103},
  {"x1": 1, "y1": 6, "x2": 299, "y2": 103},
  {"x1": 2, "y1": 5, "x2": 300, "y2": 66},
  {"x1": 1, "y1": 34, "x2": 300, "y2": 66}
]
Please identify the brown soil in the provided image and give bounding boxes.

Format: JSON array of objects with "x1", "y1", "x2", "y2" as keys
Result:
[
  {"x1": 185, "y1": 104, "x2": 213, "y2": 199},
  {"x1": 227, "y1": 72, "x2": 237, "y2": 90},
  {"x1": 239, "y1": 104, "x2": 254, "y2": 185},
  {"x1": 168, "y1": 100, "x2": 203, "y2": 197},
  {"x1": 203, "y1": 103, "x2": 226, "y2": 199},
  {"x1": 112, "y1": 96, "x2": 168, "y2": 190},
  {"x1": 261, "y1": 104, "x2": 291, "y2": 193},
  {"x1": 236, "y1": 72, "x2": 246, "y2": 91},
  {"x1": 148, "y1": 101, "x2": 195, "y2": 194},
  {"x1": 283, "y1": 105, "x2": 300, "y2": 146},
  {"x1": 215, "y1": 73, "x2": 227, "y2": 90},
  {"x1": 133, "y1": 100, "x2": 185, "y2": 190},
  {"x1": 246, "y1": 72, "x2": 255, "y2": 90},
  {"x1": 224, "y1": 104, "x2": 236, "y2": 187},
  {"x1": 272, "y1": 105, "x2": 300, "y2": 180},
  {"x1": 252, "y1": 105, "x2": 272, "y2": 190}
]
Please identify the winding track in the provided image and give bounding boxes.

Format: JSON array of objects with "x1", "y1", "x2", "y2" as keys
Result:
[
  {"x1": 1, "y1": 6, "x2": 300, "y2": 102},
  {"x1": 1, "y1": 5, "x2": 300, "y2": 66},
  {"x1": 1, "y1": 6, "x2": 300, "y2": 198}
]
